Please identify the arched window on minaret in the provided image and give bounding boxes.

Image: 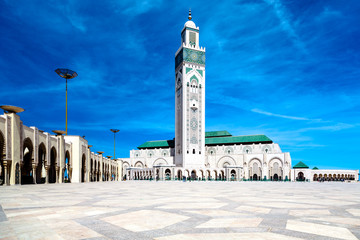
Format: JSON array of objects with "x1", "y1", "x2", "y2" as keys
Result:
[{"x1": 191, "y1": 80, "x2": 198, "y2": 93}]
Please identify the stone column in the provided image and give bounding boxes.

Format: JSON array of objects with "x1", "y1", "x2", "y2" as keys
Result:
[
  {"x1": 45, "y1": 165, "x2": 49, "y2": 184},
  {"x1": 32, "y1": 164, "x2": 37, "y2": 184},
  {"x1": 56, "y1": 166, "x2": 59, "y2": 183},
  {"x1": 4, "y1": 161, "x2": 9, "y2": 186}
]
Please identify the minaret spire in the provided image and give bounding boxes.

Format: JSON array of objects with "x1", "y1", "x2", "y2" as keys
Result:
[{"x1": 188, "y1": 9, "x2": 192, "y2": 20}]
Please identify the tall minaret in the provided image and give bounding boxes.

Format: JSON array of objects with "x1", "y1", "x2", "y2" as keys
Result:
[{"x1": 175, "y1": 10, "x2": 206, "y2": 168}]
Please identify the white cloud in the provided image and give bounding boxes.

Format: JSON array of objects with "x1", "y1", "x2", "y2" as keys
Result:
[
  {"x1": 251, "y1": 108, "x2": 311, "y2": 121},
  {"x1": 263, "y1": 0, "x2": 307, "y2": 54}
]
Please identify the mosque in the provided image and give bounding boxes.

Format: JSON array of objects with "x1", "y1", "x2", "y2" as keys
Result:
[
  {"x1": 0, "y1": 12, "x2": 358, "y2": 186},
  {"x1": 121, "y1": 12, "x2": 358, "y2": 182}
]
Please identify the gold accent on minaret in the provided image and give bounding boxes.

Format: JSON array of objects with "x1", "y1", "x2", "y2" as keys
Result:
[{"x1": 188, "y1": 9, "x2": 192, "y2": 20}]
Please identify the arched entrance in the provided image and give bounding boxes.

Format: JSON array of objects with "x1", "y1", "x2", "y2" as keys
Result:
[
  {"x1": 230, "y1": 169, "x2": 236, "y2": 181},
  {"x1": 253, "y1": 174, "x2": 258, "y2": 181},
  {"x1": 64, "y1": 151, "x2": 71, "y2": 183},
  {"x1": 220, "y1": 170, "x2": 225, "y2": 181},
  {"x1": 49, "y1": 147, "x2": 57, "y2": 183},
  {"x1": 273, "y1": 174, "x2": 279, "y2": 181},
  {"x1": 313, "y1": 174, "x2": 318, "y2": 181},
  {"x1": 36, "y1": 143, "x2": 46, "y2": 184},
  {"x1": 156, "y1": 169, "x2": 160, "y2": 181},
  {"x1": 81, "y1": 154, "x2": 86, "y2": 183},
  {"x1": 297, "y1": 172, "x2": 305, "y2": 181},
  {"x1": 90, "y1": 159, "x2": 93, "y2": 181},
  {"x1": 177, "y1": 170, "x2": 182, "y2": 180},
  {"x1": 191, "y1": 170, "x2": 196, "y2": 180},
  {"x1": 250, "y1": 161, "x2": 261, "y2": 181},
  {"x1": 165, "y1": 168, "x2": 171, "y2": 180},
  {"x1": 21, "y1": 138, "x2": 34, "y2": 184}
]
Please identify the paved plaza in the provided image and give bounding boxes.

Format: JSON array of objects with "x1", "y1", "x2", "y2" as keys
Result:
[{"x1": 0, "y1": 182, "x2": 359, "y2": 240}]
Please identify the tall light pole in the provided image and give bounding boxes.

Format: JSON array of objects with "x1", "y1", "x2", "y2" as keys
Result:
[
  {"x1": 110, "y1": 129, "x2": 120, "y2": 160},
  {"x1": 55, "y1": 68, "x2": 78, "y2": 135}
]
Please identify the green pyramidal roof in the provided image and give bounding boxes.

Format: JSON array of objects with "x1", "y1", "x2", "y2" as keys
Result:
[
  {"x1": 138, "y1": 140, "x2": 174, "y2": 149},
  {"x1": 205, "y1": 131, "x2": 232, "y2": 138},
  {"x1": 312, "y1": 167, "x2": 319, "y2": 170},
  {"x1": 293, "y1": 161, "x2": 309, "y2": 169}
]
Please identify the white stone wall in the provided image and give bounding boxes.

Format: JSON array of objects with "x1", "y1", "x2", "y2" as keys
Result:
[
  {"x1": 0, "y1": 112, "x2": 120, "y2": 185},
  {"x1": 126, "y1": 142, "x2": 291, "y2": 181}
]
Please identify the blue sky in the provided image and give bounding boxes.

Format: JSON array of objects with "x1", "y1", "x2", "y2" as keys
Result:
[{"x1": 1, "y1": 0, "x2": 359, "y2": 170}]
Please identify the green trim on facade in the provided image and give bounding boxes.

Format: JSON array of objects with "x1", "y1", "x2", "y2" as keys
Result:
[
  {"x1": 196, "y1": 69, "x2": 203, "y2": 76},
  {"x1": 138, "y1": 140, "x2": 174, "y2": 149},
  {"x1": 205, "y1": 135, "x2": 273, "y2": 146},
  {"x1": 190, "y1": 75, "x2": 199, "y2": 83},
  {"x1": 186, "y1": 67, "x2": 192, "y2": 73},
  {"x1": 205, "y1": 131, "x2": 232, "y2": 138},
  {"x1": 293, "y1": 161, "x2": 309, "y2": 169}
]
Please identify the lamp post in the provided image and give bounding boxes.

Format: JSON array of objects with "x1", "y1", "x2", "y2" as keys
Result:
[
  {"x1": 55, "y1": 68, "x2": 78, "y2": 135},
  {"x1": 110, "y1": 129, "x2": 120, "y2": 160}
]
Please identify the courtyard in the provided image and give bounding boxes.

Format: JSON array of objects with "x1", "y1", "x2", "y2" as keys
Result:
[{"x1": 0, "y1": 182, "x2": 359, "y2": 240}]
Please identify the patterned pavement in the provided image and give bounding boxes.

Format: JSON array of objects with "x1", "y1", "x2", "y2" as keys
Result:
[{"x1": 0, "y1": 181, "x2": 359, "y2": 240}]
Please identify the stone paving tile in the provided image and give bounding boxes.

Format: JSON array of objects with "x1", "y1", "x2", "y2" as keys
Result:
[
  {"x1": 195, "y1": 217, "x2": 263, "y2": 228},
  {"x1": 286, "y1": 219, "x2": 358, "y2": 240},
  {"x1": 102, "y1": 210, "x2": 189, "y2": 232},
  {"x1": 0, "y1": 181, "x2": 359, "y2": 240}
]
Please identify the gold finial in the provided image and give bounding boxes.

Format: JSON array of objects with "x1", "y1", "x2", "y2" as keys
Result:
[{"x1": 188, "y1": 9, "x2": 192, "y2": 20}]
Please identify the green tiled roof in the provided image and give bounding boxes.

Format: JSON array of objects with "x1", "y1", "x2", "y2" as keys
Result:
[
  {"x1": 293, "y1": 161, "x2": 309, "y2": 169},
  {"x1": 138, "y1": 140, "x2": 174, "y2": 149},
  {"x1": 137, "y1": 133, "x2": 273, "y2": 149},
  {"x1": 205, "y1": 134, "x2": 272, "y2": 146},
  {"x1": 205, "y1": 131, "x2": 232, "y2": 138},
  {"x1": 312, "y1": 167, "x2": 319, "y2": 170}
]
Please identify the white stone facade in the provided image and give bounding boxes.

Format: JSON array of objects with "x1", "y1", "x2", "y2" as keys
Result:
[
  {"x1": 0, "y1": 112, "x2": 120, "y2": 186},
  {"x1": 122, "y1": 14, "x2": 358, "y2": 183}
]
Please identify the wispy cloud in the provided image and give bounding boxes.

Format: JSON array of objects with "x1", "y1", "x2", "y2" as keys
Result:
[
  {"x1": 298, "y1": 123, "x2": 354, "y2": 132},
  {"x1": 263, "y1": 0, "x2": 307, "y2": 54},
  {"x1": 251, "y1": 108, "x2": 317, "y2": 121}
]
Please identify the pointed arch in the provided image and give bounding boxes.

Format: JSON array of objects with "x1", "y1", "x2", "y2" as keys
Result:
[
  {"x1": 217, "y1": 156, "x2": 236, "y2": 168},
  {"x1": 153, "y1": 158, "x2": 168, "y2": 166},
  {"x1": 134, "y1": 161, "x2": 144, "y2": 168},
  {"x1": 49, "y1": 147, "x2": 57, "y2": 183},
  {"x1": 21, "y1": 137, "x2": 34, "y2": 184},
  {"x1": 36, "y1": 143, "x2": 47, "y2": 184}
]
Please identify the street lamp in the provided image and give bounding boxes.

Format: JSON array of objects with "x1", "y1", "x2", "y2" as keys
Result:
[
  {"x1": 55, "y1": 68, "x2": 78, "y2": 135},
  {"x1": 110, "y1": 129, "x2": 120, "y2": 160}
]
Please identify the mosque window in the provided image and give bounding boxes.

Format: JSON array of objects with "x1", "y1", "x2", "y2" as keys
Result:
[
  {"x1": 190, "y1": 32, "x2": 196, "y2": 46},
  {"x1": 246, "y1": 149, "x2": 249, "y2": 154},
  {"x1": 193, "y1": 149, "x2": 195, "y2": 154}
]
